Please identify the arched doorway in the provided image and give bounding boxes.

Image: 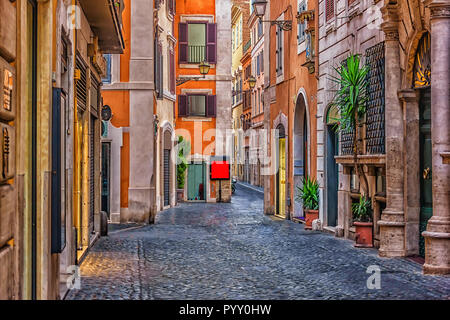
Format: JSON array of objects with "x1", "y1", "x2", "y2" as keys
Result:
[
  {"x1": 325, "y1": 105, "x2": 339, "y2": 227},
  {"x1": 293, "y1": 93, "x2": 308, "y2": 219},
  {"x1": 161, "y1": 125, "x2": 174, "y2": 209},
  {"x1": 276, "y1": 124, "x2": 287, "y2": 218},
  {"x1": 413, "y1": 33, "x2": 432, "y2": 258}
]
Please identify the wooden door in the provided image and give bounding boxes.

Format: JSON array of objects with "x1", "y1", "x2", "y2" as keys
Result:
[
  {"x1": 326, "y1": 125, "x2": 339, "y2": 227},
  {"x1": 164, "y1": 149, "x2": 170, "y2": 206},
  {"x1": 278, "y1": 138, "x2": 286, "y2": 217},
  {"x1": 187, "y1": 163, "x2": 205, "y2": 201}
]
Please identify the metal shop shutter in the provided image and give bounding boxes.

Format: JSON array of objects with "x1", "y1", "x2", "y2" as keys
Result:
[
  {"x1": 164, "y1": 149, "x2": 170, "y2": 206},
  {"x1": 89, "y1": 116, "x2": 95, "y2": 234}
]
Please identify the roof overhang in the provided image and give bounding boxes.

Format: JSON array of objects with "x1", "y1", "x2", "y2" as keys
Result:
[{"x1": 78, "y1": 0, "x2": 125, "y2": 54}]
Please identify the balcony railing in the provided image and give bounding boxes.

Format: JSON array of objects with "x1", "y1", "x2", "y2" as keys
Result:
[{"x1": 188, "y1": 45, "x2": 206, "y2": 63}]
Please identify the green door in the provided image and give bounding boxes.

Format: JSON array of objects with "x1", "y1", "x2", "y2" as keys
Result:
[
  {"x1": 419, "y1": 88, "x2": 432, "y2": 258},
  {"x1": 187, "y1": 162, "x2": 206, "y2": 201}
]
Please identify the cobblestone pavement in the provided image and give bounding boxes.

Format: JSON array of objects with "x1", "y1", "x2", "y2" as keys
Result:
[{"x1": 66, "y1": 185, "x2": 450, "y2": 300}]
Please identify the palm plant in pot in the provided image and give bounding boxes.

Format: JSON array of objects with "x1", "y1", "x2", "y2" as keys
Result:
[
  {"x1": 331, "y1": 54, "x2": 373, "y2": 245},
  {"x1": 330, "y1": 54, "x2": 370, "y2": 196},
  {"x1": 352, "y1": 195, "x2": 373, "y2": 247},
  {"x1": 296, "y1": 176, "x2": 319, "y2": 230}
]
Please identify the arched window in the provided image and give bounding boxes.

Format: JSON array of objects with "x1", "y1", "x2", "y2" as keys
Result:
[{"x1": 413, "y1": 33, "x2": 431, "y2": 88}]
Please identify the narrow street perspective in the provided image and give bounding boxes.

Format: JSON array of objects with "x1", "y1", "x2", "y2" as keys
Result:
[
  {"x1": 0, "y1": 0, "x2": 449, "y2": 304},
  {"x1": 66, "y1": 184, "x2": 449, "y2": 300}
]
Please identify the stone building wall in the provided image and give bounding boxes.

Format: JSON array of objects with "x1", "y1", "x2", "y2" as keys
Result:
[{"x1": 317, "y1": 0, "x2": 384, "y2": 236}]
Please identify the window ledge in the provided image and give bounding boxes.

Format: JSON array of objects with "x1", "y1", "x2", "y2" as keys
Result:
[
  {"x1": 181, "y1": 117, "x2": 213, "y2": 122},
  {"x1": 325, "y1": 20, "x2": 336, "y2": 36},
  {"x1": 334, "y1": 154, "x2": 386, "y2": 166},
  {"x1": 179, "y1": 63, "x2": 216, "y2": 69}
]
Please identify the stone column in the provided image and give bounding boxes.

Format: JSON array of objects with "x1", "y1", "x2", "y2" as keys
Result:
[
  {"x1": 215, "y1": 0, "x2": 232, "y2": 202},
  {"x1": 398, "y1": 89, "x2": 421, "y2": 256},
  {"x1": 128, "y1": 0, "x2": 155, "y2": 223},
  {"x1": 422, "y1": 0, "x2": 450, "y2": 275},
  {"x1": 377, "y1": 4, "x2": 406, "y2": 257}
]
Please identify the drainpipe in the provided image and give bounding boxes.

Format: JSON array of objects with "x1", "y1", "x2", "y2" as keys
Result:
[
  {"x1": 315, "y1": 0, "x2": 319, "y2": 81},
  {"x1": 30, "y1": 0, "x2": 38, "y2": 300}
]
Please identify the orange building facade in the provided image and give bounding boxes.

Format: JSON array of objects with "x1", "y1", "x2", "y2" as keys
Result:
[
  {"x1": 175, "y1": 0, "x2": 233, "y2": 202},
  {"x1": 264, "y1": 0, "x2": 318, "y2": 220},
  {"x1": 101, "y1": 0, "x2": 159, "y2": 223}
]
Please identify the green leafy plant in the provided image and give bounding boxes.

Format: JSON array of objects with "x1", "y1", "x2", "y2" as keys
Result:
[
  {"x1": 296, "y1": 176, "x2": 319, "y2": 210},
  {"x1": 330, "y1": 54, "x2": 369, "y2": 196},
  {"x1": 176, "y1": 136, "x2": 190, "y2": 189},
  {"x1": 352, "y1": 195, "x2": 372, "y2": 222}
]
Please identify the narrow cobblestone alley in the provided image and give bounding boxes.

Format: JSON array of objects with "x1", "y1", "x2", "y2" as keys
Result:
[{"x1": 66, "y1": 185, "x2": 449, "y2": 300}]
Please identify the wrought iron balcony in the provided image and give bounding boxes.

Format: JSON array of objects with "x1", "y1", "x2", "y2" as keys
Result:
[{"x1": 188, "y1": 46, "x2": 206, "y2": 63}]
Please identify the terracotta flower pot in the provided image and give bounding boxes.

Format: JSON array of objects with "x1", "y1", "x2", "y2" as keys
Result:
[
  {"x1": 176, "y1": 188, "x2": 184, "y2": 203},
  {"x1": 304, "y1": 209, "x2": 319, "y2": 230},
  {"x1": 354, "y1": 221, "x2": 373, "y2": 248}
]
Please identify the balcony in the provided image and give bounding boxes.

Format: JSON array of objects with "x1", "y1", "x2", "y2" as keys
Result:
[
  {"x1": 78, "y1": 0, "x2": 125, "y2": 54},
  {"x1": 188, "y1": 45, "x2": 206, "y2": 63}
]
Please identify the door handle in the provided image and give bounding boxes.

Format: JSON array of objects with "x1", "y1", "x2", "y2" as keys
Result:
[{"x1": 423, "y1": 167, "x2": 431, "y2": 180}]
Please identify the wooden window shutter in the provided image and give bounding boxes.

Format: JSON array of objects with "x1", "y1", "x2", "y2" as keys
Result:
[
  {"x1": 326, "y1": 0, "x2": 334, "y2": 21},
  {"x1": 206, "y1": 23, "x2": 217, "y2": 64},
  {"x1": 261, "y1": 50, "x2": 264, "y2": 73},
  {"x1": 168, "y1": 0, "x2": 174, "y2": 15},
  {"x1": 207, "y1": 95, "x2": 217, "y2": 117},
  {"x1": 275, "y1": 28, "x2": 279, "y2": 73},
  {"x1": 169, "y1": 48, "x2": 175, "y2": 94},
  {"x1": 159, "y1": 42, "x2": 163, "y2": 98},
  {"x1": 178, "y1": 95, "x2": 188, "y2": 117},
  {"x1": 179, "y1": 23, "x2": 188, "y2": 63}
]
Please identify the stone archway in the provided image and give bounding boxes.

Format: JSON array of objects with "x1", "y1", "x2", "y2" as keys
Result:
[{"x1": 293, "y1": 92, "x2": 309, "y2": 219}]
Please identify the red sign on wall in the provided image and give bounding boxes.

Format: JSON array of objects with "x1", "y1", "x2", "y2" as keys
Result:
[{"x1": 210, "y1": 160, "x2": 230, "y2": 180}]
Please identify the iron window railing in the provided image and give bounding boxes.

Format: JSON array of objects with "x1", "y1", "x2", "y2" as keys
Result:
[{"x1": 188, "y1": 45, "x2": 206, "y2": 63}]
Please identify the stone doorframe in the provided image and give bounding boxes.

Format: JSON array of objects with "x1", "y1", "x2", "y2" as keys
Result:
[
  {"x1": 159, "y1": 121, "x2": 176, "y2": 210},
  {"x1": 293, "y1": 89, "x2": 311, "y2": 219},
  {"x1": 273, "y1": 112, "x2": 289, "y2": 219}
]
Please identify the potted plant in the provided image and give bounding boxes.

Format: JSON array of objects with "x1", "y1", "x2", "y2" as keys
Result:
[
  {"x1": 352, "y1": 195, "x2": 373, "y2": 247},
  {"x1": 296, "y1": 176, "x2": 319, "y2": 230},
  {"x1": 176, "y1": 136, "x2": 190, "y2": 203},
  {"x1": 331, "y1": 54, "x2": 370, "y2": 197}
]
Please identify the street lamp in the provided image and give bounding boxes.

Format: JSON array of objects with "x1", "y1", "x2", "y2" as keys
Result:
[
  {"x1": 177, "y1": 61, "x2": 211, "y2": 86},
  {"x1": 248, "y1": 75, "x2": 257, "y2": 90},
  {"x1": 252, "y1": 0, "x2": 292, "y2": 31},
  {"x1": 252, "y1": 0, "x2": 268, "y2": 19},
  {"x1": 199, "y1": 61, "x2": 211, "y2": 76}
]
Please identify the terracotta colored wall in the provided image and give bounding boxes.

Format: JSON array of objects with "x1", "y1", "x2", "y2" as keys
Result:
[
  {"x1": 121, "y1": 132, "x2": 130, "y2": 208},
  {"x1": 100, "y1": 0, "x2": 131, "y2": 209},
  {"x1": 268, "y1": 0, "x2": 318, "y2": 214},
  {"x1": 175, "y1": 0, "x2": 217, "y2": 156}
]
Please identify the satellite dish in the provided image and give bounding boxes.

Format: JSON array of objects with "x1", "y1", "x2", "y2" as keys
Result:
[{"x1": 102, "y1": 105, "x2": 112, "y2": 121}]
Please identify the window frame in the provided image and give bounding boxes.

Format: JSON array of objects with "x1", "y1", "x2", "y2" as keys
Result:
[
  {"x1": 187, "y1": 93, "x2": 207, "y2": 117},
  {"x1": 297, "y1": 0, "x2": 307, "y2": 46},
  {"x1": 186, "y1": 22, "x2": 207, "y2": 64}
]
